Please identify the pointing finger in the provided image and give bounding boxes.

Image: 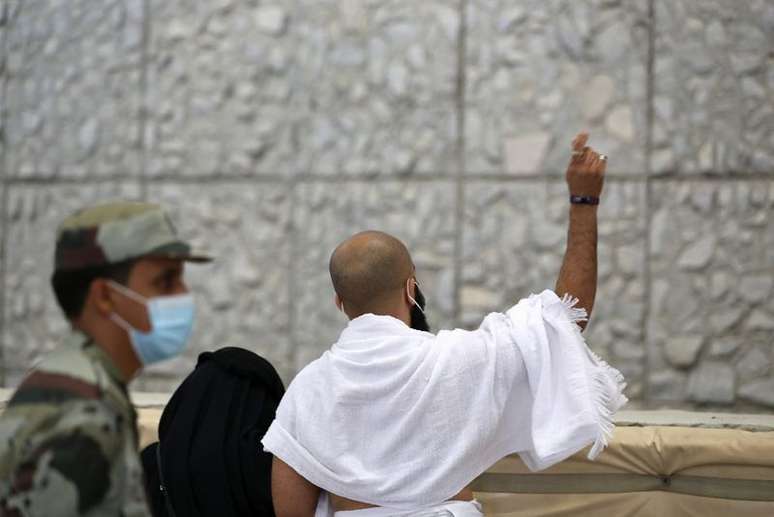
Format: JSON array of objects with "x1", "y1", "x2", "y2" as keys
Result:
[{"x1": 572, "y1": 132, "x2": 589, "y2": 152}]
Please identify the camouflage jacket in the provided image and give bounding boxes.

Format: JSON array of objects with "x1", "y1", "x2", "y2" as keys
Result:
[{"x1": 0, "y1": 331, "x2": 150, "y2": 516}]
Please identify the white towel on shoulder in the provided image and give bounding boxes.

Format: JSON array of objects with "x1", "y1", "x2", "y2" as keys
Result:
[{"x1": 262, "y1": 290, "x2": 627, "y2": 514}]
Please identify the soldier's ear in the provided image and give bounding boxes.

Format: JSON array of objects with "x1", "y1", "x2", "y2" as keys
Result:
[{"x1": 90, "y1": 278, "x2": 115, "y2": 317}]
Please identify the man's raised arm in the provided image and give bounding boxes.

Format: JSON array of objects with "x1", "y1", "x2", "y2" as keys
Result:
[{"x1": 555, "y1": 132, "x2": 607, "y2": 331}]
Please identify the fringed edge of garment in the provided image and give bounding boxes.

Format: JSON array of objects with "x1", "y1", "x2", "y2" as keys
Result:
[
  {"x1": 558, "y1": 294, "x2": 628, "y2": 460},
  {"x1": 559, "y1": 294, "x2": 589, "y2": 328}
]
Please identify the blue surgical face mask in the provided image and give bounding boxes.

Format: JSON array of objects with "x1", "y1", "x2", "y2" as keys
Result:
[{"x1": 108, "y1": 281, "x2": 196, "y2": 366}]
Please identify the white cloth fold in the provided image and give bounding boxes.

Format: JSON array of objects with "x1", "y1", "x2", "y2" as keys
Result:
[
  {"x1": 262, "y1": 290, "x2": 627, "y2": 515},
  {"x1": 335, "y1": 499, "x2": 483, "y2": 517}
]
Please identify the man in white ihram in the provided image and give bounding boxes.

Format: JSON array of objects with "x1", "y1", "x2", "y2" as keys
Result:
[{"x1": 262, "y1": 133, "x2": 628, "y2": 517}]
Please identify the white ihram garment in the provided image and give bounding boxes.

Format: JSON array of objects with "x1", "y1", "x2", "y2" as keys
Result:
[
  {"x1": 262, "y1": 290, "x2": 627, "y2": 517},
  {"x1": 334, "y1": 499, "x2": 483, "y2": 517}
]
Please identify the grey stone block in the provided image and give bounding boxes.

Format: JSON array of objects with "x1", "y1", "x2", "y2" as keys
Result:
[
  {"x1": 687, "y1": 361, "x2": 735, "y2": 405},
  {"x1": 648, "y1": 180, "x2": 774, "y2": 407},
  {"x1": 652, "y1": 0, "x2": 774, "y2": 174},
  {"x1": 296, "y1": 108, "x2": 458, "y2": 177},
  {"x1": 664, "y1": 335, "x2": 704, "y2": 369},
  {"x1": 738, "y1": 378, "x2": 774, "y2": 408},
  {"x1": 649, "y1": 369, "x2": 687, "y2": 402},
  {"x1": 0, "y1": 186, "x2": 5, "y2": 384},
  {"x1": 295, "y1": 0, "x2": 458, "y2": 106},
  {"x1": 292, "y1": 181, "x2": 456, "y2": 373},
  {"x1": 735, "y1": 346, "x2": 771, "y2": 379},
  {"x1": 293, "y1": 0, "x2": 459, "y2": 176},
  {"x1": 146, "y1": 0, "x2": 459, "y2": 178},
  {"x1": 5, "y1": 1, "x2": 143, "y2": 178},
  {"x1": 1, "y1": 183, "x2": 142, "y2": 386},
  {"x1": 465, "y1": 0, "x2": 649, "y2": 176},
  {"x1": 145, "y1": 1, "x2": 299, "y2": 178},
  {"x1": 0, "y1": 5, "x2": 8, "y2": 169}
]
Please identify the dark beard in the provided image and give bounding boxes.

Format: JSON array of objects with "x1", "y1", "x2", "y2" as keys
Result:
[{"x1": 410, "y1": 284, "x2": 430, "y2": 332}]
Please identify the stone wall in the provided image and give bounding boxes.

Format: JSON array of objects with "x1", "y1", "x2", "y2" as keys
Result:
[{"x1": 0, "y1": 0, "x2": 772, "y2": 410}]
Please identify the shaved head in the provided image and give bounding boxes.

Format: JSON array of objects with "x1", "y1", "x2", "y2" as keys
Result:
[{"x1": 329, "y1": 231, "x2": 414, "y2": 316}]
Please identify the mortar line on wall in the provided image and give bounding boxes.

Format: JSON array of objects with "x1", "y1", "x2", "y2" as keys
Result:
[
  {"x1": 6, "y1": 173, "x2": 770, "y2": 187},
  {"x1": 284, "y1": 0, "x2": 302, "y2": 385},
  {"x1": 138, "y1": 0, "x2": 151, "y2": 200},
  {"x1": 286, "y1": 173, "x2": 298, "y2": 384},
  {"x1": 641, "y1": 0, "x2": 656, "y2": 407},
  {"x1": 0, "y1": 1, "x2": 14, "y2": 387},
  {"x1": 451, "y1": 0, "x2": 467, "y2": 326},
  {"x1": 283, "y1": 177, "x2": 296, "y2": 384}
]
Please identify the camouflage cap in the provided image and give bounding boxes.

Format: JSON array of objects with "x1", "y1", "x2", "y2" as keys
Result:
[{"x1": 54, "y1": 201, "x2": 212, "y2": 271}]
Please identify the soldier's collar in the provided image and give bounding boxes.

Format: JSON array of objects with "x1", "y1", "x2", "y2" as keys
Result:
[
  {"x1": 62, "y1": 329, "x2": 92, "y2": 350},
  {"x1": 67, "y1": 330, "x2": 130, "y2": 386}
]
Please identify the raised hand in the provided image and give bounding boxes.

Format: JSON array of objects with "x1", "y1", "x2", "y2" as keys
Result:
[
  {"x1": 554, "y1": 132, "x2": 606, "y2": 329},
  {"x1": 566, "y1": 132, "x2": 607, "y2": 200}
]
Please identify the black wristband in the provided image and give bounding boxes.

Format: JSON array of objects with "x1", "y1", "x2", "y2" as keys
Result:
[{"x1": 570, "y1": 195, "x2": 600, "y2": 205}]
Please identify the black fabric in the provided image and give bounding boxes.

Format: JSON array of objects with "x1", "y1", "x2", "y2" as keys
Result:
[
  {"x1": 141, "y1": 347, "x2": 285, "y2": 517},
  {"x1": 141, "y1": 443, "x2": 167, "y2": 514},
  {"x1": 410, "y1": 284, "x2": 430, "y2": 332}
]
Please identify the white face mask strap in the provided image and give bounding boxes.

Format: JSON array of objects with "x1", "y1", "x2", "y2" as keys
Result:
[
  {"x1": 107, "y1": 280, "x2": 147, "y2": 305},
  {"x1": 406, "y1": 278, "x2": 425, "y2": 315},
  {"x1": 107, "y1": 281, "x2": 148, "y2": 334},
  {"x1": 109, "y1": 312, "x2": 147, "y2": 373}
]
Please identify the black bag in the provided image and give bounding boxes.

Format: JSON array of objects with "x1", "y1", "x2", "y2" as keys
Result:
[{"x1": 141, "y1": 347, "x2": 285, "y2": 517}]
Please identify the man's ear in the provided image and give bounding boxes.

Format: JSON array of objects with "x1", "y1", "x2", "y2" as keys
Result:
[
  {"x1": 334, "y1": 293, "x2": 343, "y2": 312},
  {"x1": 405, "y1": 277, "x2": 416, "y2": 304},
  {"x1": 89, "y1": 278, "x2": 115, "y2": 317}
]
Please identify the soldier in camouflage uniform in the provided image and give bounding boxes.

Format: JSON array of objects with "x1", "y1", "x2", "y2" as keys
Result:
[{"x1": 0, "y1": 202, "x2": 210, "y2": 516}]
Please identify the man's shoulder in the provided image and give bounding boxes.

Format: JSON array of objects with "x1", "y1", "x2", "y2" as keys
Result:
[
  {"x1": 0, "y1": 391, "x2": 132, "y2": 515},
  {"x1": 8, "y1": 345, "x2": 102, "y2": 407},
  {"x1": 0, "y1": 347, "x2": 129, "y2": 486},
  {"x1": 0, "y1": 346, "x2": 126, "y2": 445},
  {"x1": 0, "y1": 340, "x2": 128, "y2": 438}
]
